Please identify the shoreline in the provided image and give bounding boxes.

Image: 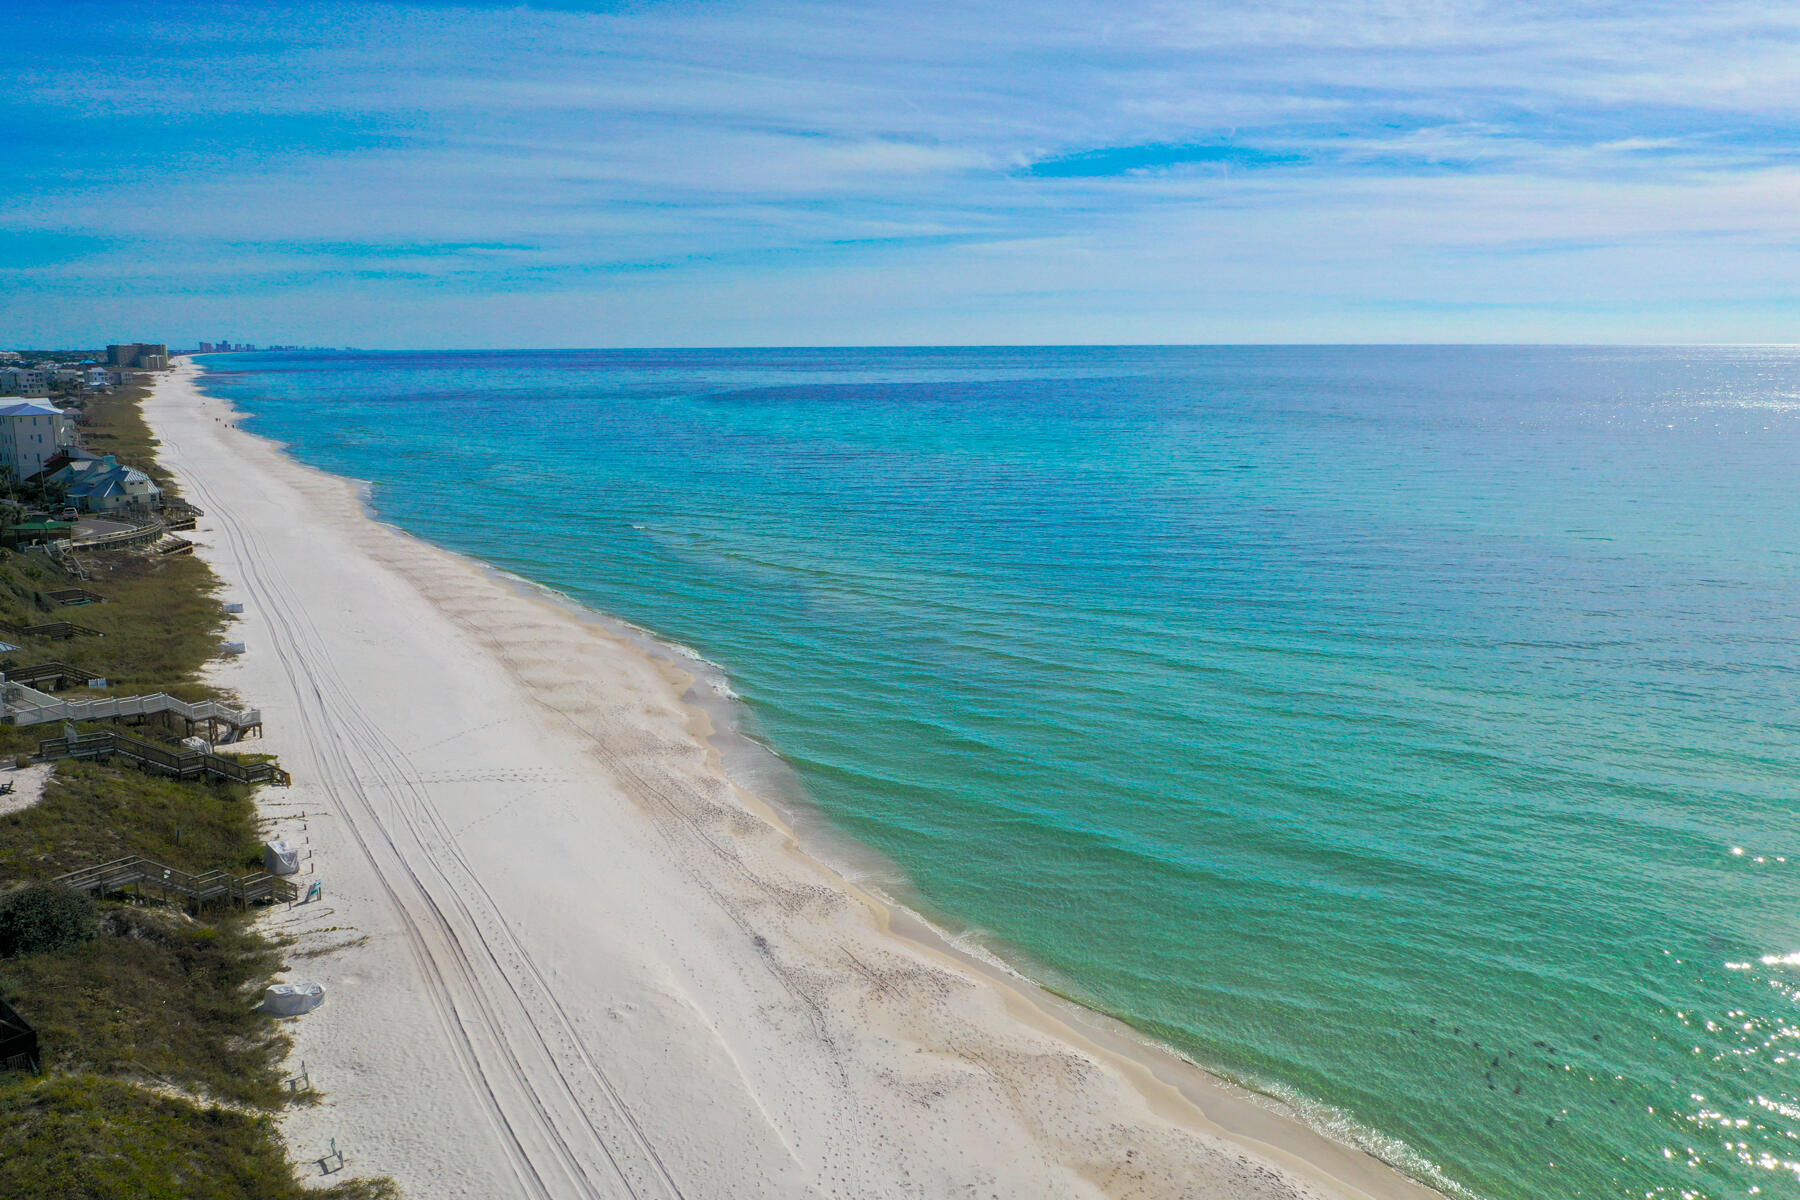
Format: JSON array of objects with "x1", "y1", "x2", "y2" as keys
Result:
[
  {"x1": 149, "y1": 357, "x2": 1449, "y2": 1200},
  {"x1": 473, "y1": 564, "x2": 1457, "y2": 1197}
]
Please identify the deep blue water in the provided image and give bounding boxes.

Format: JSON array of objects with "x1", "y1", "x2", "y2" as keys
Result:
[{"x1": 198, "y1": 346, "x2": 1800, "y2": 1200}]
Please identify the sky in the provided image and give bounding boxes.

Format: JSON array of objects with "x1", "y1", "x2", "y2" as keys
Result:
[{"x1": 2, "y1": 0, "x2": 1798, "y2": 347}]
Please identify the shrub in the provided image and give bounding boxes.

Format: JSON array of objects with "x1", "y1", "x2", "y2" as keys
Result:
[{"x1": 0, "y1": 884, "x2": 96, "y2": 958}]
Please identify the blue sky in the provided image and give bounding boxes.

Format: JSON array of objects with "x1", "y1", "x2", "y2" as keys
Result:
[{"x1": 2, "y1": 0, "x2": 1798, "y2": 346}]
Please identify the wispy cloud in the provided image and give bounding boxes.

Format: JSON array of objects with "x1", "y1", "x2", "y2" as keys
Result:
[{"x1": 2, "y1": 0, "x2": 1798, "y2": 344}]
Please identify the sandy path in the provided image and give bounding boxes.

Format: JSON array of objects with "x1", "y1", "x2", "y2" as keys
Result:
[
  {"x1": 145, "y1": 361, "x2": 1444, "y2": 1200},
  {"x1": 0, "y1": 763, "x2": 50, "y2": 817}
]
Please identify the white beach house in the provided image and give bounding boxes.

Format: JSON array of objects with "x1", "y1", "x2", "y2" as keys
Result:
[
  {"x1": 0, "y1": 368, "x2": 48, "y2": 396},
  {"x1": 0, "y1": 399, "x2": 76, "y2": 481}
]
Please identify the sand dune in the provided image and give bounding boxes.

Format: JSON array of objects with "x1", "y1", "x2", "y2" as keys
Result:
[{"x1": 145, "y1": 360, "x2": 1442, "y2": 1200}]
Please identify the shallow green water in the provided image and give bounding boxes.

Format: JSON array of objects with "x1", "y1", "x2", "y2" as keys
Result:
[{"x1": 202, "y1": 345, "x2": 1800, "y2": 1199}]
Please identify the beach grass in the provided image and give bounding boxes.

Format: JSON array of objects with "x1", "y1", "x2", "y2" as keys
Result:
[
  {"x1": 0, "y1": 377, "x2": 229, "y2": 702},
  {"x1": 0, "y1": 905, "x2": 290, "y2": 1107},
  {"x1": 0, "y1": 548, "x2": 234, "y2": 700},
  {"x1": 0, "y1": 761, "x2": 262, "y2": 882},
  {"x1": 0, "y1": 375, "x2": 398, "y2": 1198},
  {"x1": 0, "y1": 1075, "x2": 396, "y2": 1200},
  {"x1": 76, "y1": 378, "x2": 180, "y2": 495}
]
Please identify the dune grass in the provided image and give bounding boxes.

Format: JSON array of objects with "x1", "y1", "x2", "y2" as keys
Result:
[
  {"x1": 0, "y1": 1075, "x2": 396, "y2": 1200},
  {"x1": 0, "y1": 760, "x2": 262, "y2": 882},
  {"x1": 77, "y1": 378, "x2": 180, "y2": 495},
  {"x1": 0, "y1": 374, "x2": 227, "y2": 699},
  {"x1": 0, "y1": 374, "x2": 399, "y2": 1198},
  {"x1": 0, "y1": 906, "x2": 289, "y2": 1107}
]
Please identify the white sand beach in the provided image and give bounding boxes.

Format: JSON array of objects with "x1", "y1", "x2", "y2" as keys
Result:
[{"x1": 144, "y1": 359, "x2": 1444, "y2": 1200}]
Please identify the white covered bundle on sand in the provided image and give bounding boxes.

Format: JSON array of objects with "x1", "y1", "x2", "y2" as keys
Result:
[
  {"x1": 264, "y1": 838, "x2": 300, "y2": 875},
  {"x1": 264, "y1": 981, "x2": 324, "y2": 1016}
]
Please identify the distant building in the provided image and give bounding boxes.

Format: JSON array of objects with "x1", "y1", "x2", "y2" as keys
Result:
[
  {"x1": 44, "y1": 454, "x2": 161, "y2": 513},
  {"x1": 0, "y1": 399, "x2": 76, "y2": 481},
  {"x1": 105, "y1": 343, "x2": 169, "y2": 369},
  {"x1": 83, "y1": 367, "x2": 113, "y2": 389},
  {"x1": 0, "y1": 368, "x2": 48, "y2": 396}
]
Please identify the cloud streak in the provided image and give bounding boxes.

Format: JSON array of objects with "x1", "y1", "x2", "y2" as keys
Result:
[{"x1": 2, "y1": 0, "x2": 1798, "y2": 345}]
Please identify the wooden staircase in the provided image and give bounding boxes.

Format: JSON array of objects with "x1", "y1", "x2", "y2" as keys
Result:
[
  {"x1": 0, "y1": 617, "x2": 102, "y2": 641},
  {"x1": 54, "y1": 855, "x2": 299, "y2": 910},
  {"x1": 37, "y1": 730, "x2": 289, "y2": 786}
]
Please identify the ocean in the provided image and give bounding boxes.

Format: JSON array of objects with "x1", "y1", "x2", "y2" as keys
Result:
[{"x1": 195, "y1": 346, "x2": 1800, "y2": 1200}]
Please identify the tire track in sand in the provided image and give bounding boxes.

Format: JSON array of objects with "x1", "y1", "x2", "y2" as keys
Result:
[{"x1": 158, "y1": 420, "x2": 686, "y2": 1200}]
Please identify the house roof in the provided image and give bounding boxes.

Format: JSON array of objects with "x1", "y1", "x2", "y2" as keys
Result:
[
  {"x1": 0, "y1": 400, "x2": 64, "y2": 419},
  {"x1": 24, "y1": 448, "x2": 98, "y2": 486},
  {"x1": 62, "y1": 459, "x2": 159, "y2": 499}
]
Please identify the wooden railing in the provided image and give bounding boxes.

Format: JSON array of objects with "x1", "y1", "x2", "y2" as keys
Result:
[
  {"x1": 46, "y1": 588, "x2": 106, "y2": 606},
  {"x1": 48, "y1": 541, "x2": 90, "y2": 581},
  {"x1": 37, "y1": 730, "x2": 289, "y2": 786},
  {"x1": 70, "y1": 515, "x2": 163, "y2": 552},
  {"x1": 0, "y1": 618, "x2": 102, "y2": 641},
  {"x1": 54, "y1": 855, "x2": 298, "y2": 910},
  {"x1": 4, "y1": 680, "x2": 261, "y2": 737},
  {"x1": 3, "y1": 660, "x2": 99, "y2": 690},
  {"x1": 0, "y1": 994, "x2": 37, "y2": 1074}
]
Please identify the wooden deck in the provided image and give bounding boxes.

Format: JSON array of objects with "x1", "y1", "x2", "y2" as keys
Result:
[
  {"x1": 0, "y1": 994, "x2": 38, "y2": 1073},
  {"x1": 46, "y1": 588, "x2": 107, "y2": 606},
  {"x1": 5, "y1": 678, "x2": 263, "y2": 740},
  {"x1": 0, "y1": 617, "x2": 103, "y2": 641},
  {"x1": 37, "y1": 730, "x2": 290, "y2": 786},
  {"x1": 55, "y1": 855, "x2": 299, "y2": 911},
  {"x1": 3, "y1": 660, "x2": 101, "y2": 690}
]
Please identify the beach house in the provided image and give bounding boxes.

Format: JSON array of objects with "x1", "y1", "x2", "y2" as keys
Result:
[
  {"x1": 43, "y1": 454, "x2": 162, "y2": 513},
  {"x1": 0, "y1": 368, "x2": 48, "y2": 396},
  {"x1": 0, "y1": 399, "x2": 76, "y2": 481}
]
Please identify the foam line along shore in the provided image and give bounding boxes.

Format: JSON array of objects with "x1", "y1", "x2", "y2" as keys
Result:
[{"x1": 149, "y1": 355, "x2": 1445, "y2": 1199}]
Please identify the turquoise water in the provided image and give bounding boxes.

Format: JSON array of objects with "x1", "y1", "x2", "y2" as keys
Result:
[{"x1": 198, "y1": 347, "x2": 1800, "y2": 1200}]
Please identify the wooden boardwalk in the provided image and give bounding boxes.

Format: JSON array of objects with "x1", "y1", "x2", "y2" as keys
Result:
[
  {"x1": 3, "y1": 660, "x2": 100, "y2": 690},
  {"x1": 37, "y1": 730, "x2": 290, "y2": 786},
  {"x1": 46, "y1": 587, "x2": 106, "y2": 606},
  {"x1": 55, "y1": 855, "x2": 299, "y2": 910},
  {"x1": 4, "y1": 677, "x2": 263, "y2": 740},
  {"x1": 0, "y1": 617, "x2": 102, "y2": 641}
]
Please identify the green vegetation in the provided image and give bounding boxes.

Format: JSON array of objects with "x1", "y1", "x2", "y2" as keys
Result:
[
  {"x1": 0, "y1": 883, "x2": 95, "y2": 958},
  {"x1": 0, "y1": 761, "x2": 260, "y2": 881},
  {"x1": 0, "y1": 1076, "x2": 395, "y2": 1200},
  {"x1": 2, "y1": 907, "x2": 287, "y2": 1107},
  {"x1": 0, "y1": 550, "x2": 228, "y2": 702},
  {"x1": 80, "y1": 378, "x2": 179, "y2": 494},
  {"x1": 0, "y1": 373, "x2": 398, "y2": 1199},
  {"x1": 0, "y1": 381, "x2": 224, "y2": 699}
]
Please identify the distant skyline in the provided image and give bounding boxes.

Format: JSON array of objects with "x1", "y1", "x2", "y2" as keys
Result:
[{"x1": 4, "y1": 0, "x2": 1799, "y2": 347}]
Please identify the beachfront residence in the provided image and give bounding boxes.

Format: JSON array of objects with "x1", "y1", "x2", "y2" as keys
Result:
[
  {"x1": 0, "y1": 368, "x2": 49, "y2": 396},
  {"x1": 42, "y1": 453, "x2": 161, "y2": 513},
  {"x1": 0, "y1": 399, "x2": 76, "y2": 481},
  {"x1": 25, "y1": 447, "x2": 103, "y2": 487}
]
